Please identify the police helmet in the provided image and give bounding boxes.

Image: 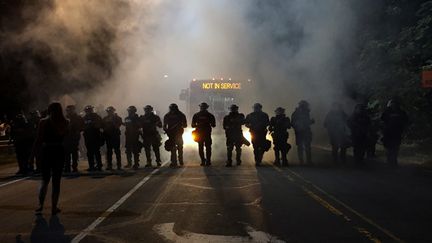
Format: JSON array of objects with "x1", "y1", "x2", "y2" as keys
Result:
[
  {"x1": 144, "y1": 105, "x2": 153, "y2": 112},
  {"x1": 230, "y1": 104, "x2": 239, "y2": 111},
  {"x1": 299, "y1": 100, "x2": 309, "y2": 107},
  {"x1": 169, "y1": 103, "x2": 178, "y2": 111},
  {"x1": 275, "y1": 107, "x2": 285, "y2": 114},
  {"x1": 15, "y1": 113, "x2": 27, "y2": 123},
  {"x1": 199, "y1": 102, "x2": 209, "y2": 109},
  {"x1": 106, "y1": 106, "x2": 116, "y2": 112},
  {"x1": 253, "y1": 103, "x2": 262, "y2": 110},
  {"x1": 84, "y1": 105, "x2": 94, "y2": 113},
  {"x1": 30, "y1": 110, "x2": 41, "y2": 116},
  {"x1": 16, "y1": 113, "x2": 25, "y2": 120},
  {"x1": 127, "y1": 106, "x2": 137, "y2": 113}
]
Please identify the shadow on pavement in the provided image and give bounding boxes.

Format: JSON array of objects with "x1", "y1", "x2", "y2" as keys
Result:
[
  {"x1": 198, "y1": 165, "x2": 270, "y2": 237},
  {"x1": 25, "y1": 215, "x2": 70, "y2": 243}
]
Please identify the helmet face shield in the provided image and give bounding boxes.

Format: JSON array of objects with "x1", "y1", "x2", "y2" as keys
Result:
[
  {"x1": 127, "y1": 106, "x2": 137, "y2": 114},
  {"x1": 84, "y1": 105, "x2": 94, "y2": 114},
  {"x1": 144, "y1": 105, "x2": 154, "y2": 114},
  {"x1": 199, "y1": 102, "x2": 209, "y2": 111},
  {"x1": 106, "y1": 106, "x2": 116, "y2": 113},
  {"x1": 169, "y1": 103, "x2": 178, "y2": 111},
  {"x1": 230, "y1": 104, "x2": 239, "y2": 112},
  {"x1": 275, "y1": 107, "x2": 285, "y2": 115}
]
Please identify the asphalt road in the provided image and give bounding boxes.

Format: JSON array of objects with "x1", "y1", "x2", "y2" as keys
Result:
[{"x1": 0, "y1": 145, "x2": 431, "y2": 243}]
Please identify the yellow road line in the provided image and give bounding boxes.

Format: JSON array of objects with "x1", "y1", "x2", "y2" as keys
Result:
[
  {"x1": 286, "y1": 169, "x2": 404, "y2": 243},
  {"x1": 271, "y1": 165, "x2": 402, "y2": 243}
]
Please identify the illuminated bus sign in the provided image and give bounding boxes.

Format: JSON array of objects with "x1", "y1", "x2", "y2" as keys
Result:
[{"x1": 201, "y1": 82, "x2": 241, "y2": 90}]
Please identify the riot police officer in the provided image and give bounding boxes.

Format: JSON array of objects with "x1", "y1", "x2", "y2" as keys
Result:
[
  {"x1": 348, "y1": 104, "x2": 371, "y2": 164},
  {"x1": 64, "y1": 105, "x2": 84, "y2": 172},
  {"x1": 124, "y1": 106, "x2": 141, "y2": 169},
  {"x1": 324, "y1": 102, "x2": 349, "y2": 163},
  {"x1": 381, "y1": 98, "x2": 409, "y2": 166},
  {"x1": 102, "y1": 106, "x2": 123, "y2": 170},
  {"x1": 192, "y1": 102, "x2": 216, "y2": 166},
  {"x1": 28, "y1": 110, "x2": 41, "y2": 172},
  {"x1": 163, "y1": 103, "x2": 187, "y2": 167},
  {"x1": 245, "y1": 103, "x2": 270, "y2": 166},
  {"x1": 366, "y1": 101, "x2": 381, "y2": 158},
  {"x1": 10, "y1": 113, "x2": 33, "y2": 175},
  {"x1": 140, "y1": 105, "x2": 163, "y2": 167},
  {"x1": 83, "y1": 105, "x2": 104, "y2": 171},
  {"x1": 269, "y1": 107, "x2": 292, "y2": 166},
  {"x1": 291, "y1": 100, "x2": 315, "y2": 164},
  {"x1": 223, "y1": 104, "x2": 246, "y2": 167}
]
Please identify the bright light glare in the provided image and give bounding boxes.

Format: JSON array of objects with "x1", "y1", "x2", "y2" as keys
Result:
[
  {"x1": 183, "y1": 128, "x2": 195, "y2": 147},
  {"x1": 243, "y1": 129, "x2": 252, "y2": 142},
  {"x1": 164, "y1": 74, "x2": 168, "y2": 78},
  {"x1": 241, "y1": 129, "x2": 272, "y2": 143}
]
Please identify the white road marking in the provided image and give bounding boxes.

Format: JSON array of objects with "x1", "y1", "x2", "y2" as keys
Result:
[
  {"x1": 153, "y1": 222, "x2": 285, "y2": 243},
  {"x1": 0, "y1": 177, "x2": 30, "y2": 188},
  {"x1": 71, "y1": 161, "x2": 170, "y2": 243}
]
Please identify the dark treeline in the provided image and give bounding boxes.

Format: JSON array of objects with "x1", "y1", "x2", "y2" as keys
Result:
[{"x1": 350, "y1": 0, "x2": 432, "y2": 143}]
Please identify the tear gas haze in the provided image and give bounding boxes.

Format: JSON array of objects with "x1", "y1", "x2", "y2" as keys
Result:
[{"x1": 1, "y1": 0, "x2": 363, "y2": 123}]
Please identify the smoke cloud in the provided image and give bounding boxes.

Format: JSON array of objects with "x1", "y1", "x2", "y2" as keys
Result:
[
  {"x1": 2, "y1": 0, "x2": 363, "y2": 121},
  {"x1": 97, "y1": 0, "x2": 359, "y2": 118}
]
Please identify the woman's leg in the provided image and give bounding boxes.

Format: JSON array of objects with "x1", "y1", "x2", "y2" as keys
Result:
[
  {"x1": 36, "y1": 166, "x2": 51, "y2": 212},
  {"x1": 51, "y1": 165, "x2": 63, "y2": 214}
]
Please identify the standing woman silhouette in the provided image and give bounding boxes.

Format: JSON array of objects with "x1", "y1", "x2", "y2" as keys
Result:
[{"x1": 33, "y1": 103, "x2": 69, "y2": 215}]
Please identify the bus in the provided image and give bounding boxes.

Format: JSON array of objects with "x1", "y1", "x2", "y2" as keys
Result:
[{"x1": 179, "y1": 78, "x2": 255, "y2": 121}]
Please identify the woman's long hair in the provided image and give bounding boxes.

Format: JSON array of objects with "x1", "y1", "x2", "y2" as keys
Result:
[{"x1": 47, "y1": 102, "x2": 68, "y2": 135}]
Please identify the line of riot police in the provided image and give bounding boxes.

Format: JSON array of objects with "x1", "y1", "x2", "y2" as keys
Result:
[
  {"x1": 324, "y1": 98, "x2": 409, "y2": 166},
  {"x1": 192, "y1": 101, "x2": 311, "y2": 167},
  {"x1": 7, "y1": 97, "x2": 409, "y2": 175},
  {"x1": 63, "y1": 104, "x2": 165, "y2": 172},
  {"x1": 8, "y1": 110, "x2": 43, "y2": 174}
]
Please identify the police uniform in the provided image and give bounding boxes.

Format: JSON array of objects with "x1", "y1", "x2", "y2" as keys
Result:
[
  {"x1": 64, "y1": 111, "x2": 84, "y2": 172},
  {"x1": 163, "y1": 106, "x2": 187, "y2": 166},
  {"x1": 324, "y1": 106, "x2": 349, "y2": 163},
  {"x1": 102, "y1": 113, "x2": 123, "y2": 170},
  {"x1": 140, "y1": 111, "x2": 163, "y2": 167},
  {"x1": 223, "y1": 109, "x2": 245, "y2": 166},
  {"x1": 381, "y1": 104, "x2": 409, "y2": 165},
  {"x1": 83, "y1": 112, "x2": 103, "y2": 171},
  {"x1": 291, "y1": 102, "x2": 314, "y2": 164},
  {"x1": 28, "y1": 111, "x2": 41, "y2": 172},
  {"x1": 348, "y1": 105, "x2": 371, "y2": 164},
  {"x1": 269, "y1": 110, "x2": 291, "y2": 166},
  {"x1": 366, "y1": 104, "x2": 381, "y2": 158},
  {"x1": 245, "y1": 105, "x2": 270, "y2": 165},
  {"x1": 124, "y1": 113, "x2": 141, "y2": 169},
  {"x1": 192, "y1": 108, "x2": 216, "y2": 166},
  {"x1": 10, "y1": 114, "x2": 33, "y2": 175}
]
